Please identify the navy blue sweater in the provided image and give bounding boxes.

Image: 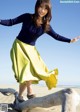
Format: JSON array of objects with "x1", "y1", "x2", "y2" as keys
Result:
[{"x1": 0, "y1": 13, "x2": 71, "y2": 45}]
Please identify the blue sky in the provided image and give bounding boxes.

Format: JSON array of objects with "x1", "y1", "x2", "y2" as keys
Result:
[{"x1": 0, "y1": 0, "x2": 80, "y2": 86}]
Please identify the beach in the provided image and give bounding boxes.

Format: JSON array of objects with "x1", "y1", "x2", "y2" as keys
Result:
[{"x1": 0, "y1": 84, "x2": 80, "y2": 112}]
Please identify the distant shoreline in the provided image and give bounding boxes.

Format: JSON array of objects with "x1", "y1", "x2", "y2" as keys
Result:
[{"x1": 0, "y1": 83, "x2": 80, "y2": 88}]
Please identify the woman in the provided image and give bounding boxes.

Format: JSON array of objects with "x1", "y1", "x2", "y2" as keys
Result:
[{"x1": 0, "y1": 0, "x2": 80, "y2": 101}]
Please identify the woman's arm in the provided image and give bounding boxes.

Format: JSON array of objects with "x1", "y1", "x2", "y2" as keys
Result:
[
  {"x1": 46, "y1": 25, "x2": 71, "y2": 43},
  {"x1": 0, "y1": 13, "x2": 29, "y2": 26},
  {"x1": 47, "y1": 25, "x2": 80, "y2": 43}
]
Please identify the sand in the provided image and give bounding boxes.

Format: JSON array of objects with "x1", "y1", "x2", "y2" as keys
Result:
[{"x1": 0, "y1": 84, "x2": 80, "y2": 112}]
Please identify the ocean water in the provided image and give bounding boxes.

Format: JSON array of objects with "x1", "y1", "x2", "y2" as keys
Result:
[
  {"x1": 0, "y1": 80, "x2": 80, "y2": 89},
  {"x1": 38, "y1": 81, "x2": 80, "y2": 88}
]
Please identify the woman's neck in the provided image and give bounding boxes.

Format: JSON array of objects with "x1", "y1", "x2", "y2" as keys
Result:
[
  {"x1": 37, "y1": 16, "x2": 43, "y2": 26},
  {"x1": 37, "y1": 16, "x2": 43, "y2": 20}
]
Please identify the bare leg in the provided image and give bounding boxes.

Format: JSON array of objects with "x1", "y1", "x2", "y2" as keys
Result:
[
  {"x1": 19, "y1": 81, "x2": 34, "y2": 96},
  {"x1": 26, "y1": 80, "x2": 34, "y2": 95},
  {"x1": 19, "y1": 80, "x2": 35, "y2": 100},
  {"x1": 19, "y1": 82, "x2": 27, "y2": 99},
  {"x1": 26, "y1": 81, "x2": 36, "y2": 99}
]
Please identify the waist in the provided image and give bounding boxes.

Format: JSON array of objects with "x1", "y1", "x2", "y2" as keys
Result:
[{"x1": 16, "y1": 37, "x2": 36, "y2": 46}]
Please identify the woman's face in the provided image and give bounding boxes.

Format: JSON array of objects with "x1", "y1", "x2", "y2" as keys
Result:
[{"x1": 37, "y1": 3, "x2": 48, "y2": 18}]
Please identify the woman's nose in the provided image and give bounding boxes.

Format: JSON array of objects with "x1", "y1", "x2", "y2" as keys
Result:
[{"x1": 41, "y1": 8, "x2": 45, "y2": 13}]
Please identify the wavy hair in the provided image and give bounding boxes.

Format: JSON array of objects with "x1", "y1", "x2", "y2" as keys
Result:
[{"x1": 33, "y1": 0, "x2": 52, "y2": 32}]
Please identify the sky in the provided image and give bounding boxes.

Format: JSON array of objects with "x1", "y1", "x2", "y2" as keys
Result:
[{"x1": 0, "y1": 0, "x2": 80, "y2": 86}]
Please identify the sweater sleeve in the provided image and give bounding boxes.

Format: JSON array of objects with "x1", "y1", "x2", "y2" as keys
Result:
[
  {"x1": 46, "y1": 25, "x2": 71, "y2": 43},
  {"x1": 0, "y1": 13, "x2": 29, "y2": 26}
]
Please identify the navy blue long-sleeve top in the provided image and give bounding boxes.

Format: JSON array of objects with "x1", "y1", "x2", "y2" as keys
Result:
[{"x1": 0, "y1": 13, "x2": 71, "y2": 45}]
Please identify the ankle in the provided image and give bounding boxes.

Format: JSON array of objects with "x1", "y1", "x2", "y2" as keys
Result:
[
  {"x1": 27, "y1": 88, "x2": 33, "y2": 95},
  {"x1": 27, "y1": 94, "x2": 36, "y2": 99},
  {"x1": 27, "y1": 93, "x2": 34, "y2": 95}
]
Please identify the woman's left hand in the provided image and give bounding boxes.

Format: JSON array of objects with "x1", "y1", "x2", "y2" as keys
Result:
[{"x1": 70, "y1": 36, "x2": 80, "y2": 43}]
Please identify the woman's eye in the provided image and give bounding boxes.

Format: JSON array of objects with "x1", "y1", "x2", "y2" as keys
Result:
[
  {"x1": 40, "y1": 5, "x2": 43, "y2": 8},
  {"x1": 40, "y1": 6, "x2": 47, "y2": 10}
]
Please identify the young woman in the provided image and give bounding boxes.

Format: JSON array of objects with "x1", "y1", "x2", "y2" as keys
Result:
[{"x1": 0, "y1": 0, "x2": 80, "y2": 101}]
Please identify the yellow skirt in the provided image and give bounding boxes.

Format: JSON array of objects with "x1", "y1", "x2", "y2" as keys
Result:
[{"x1": 10, "y1": 39, "x2": 58, "y2": 89}]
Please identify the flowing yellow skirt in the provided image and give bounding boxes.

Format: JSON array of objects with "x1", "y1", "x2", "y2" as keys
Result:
[{"x1": 10, "y1": 39, "x2": 58, "y2": 89}]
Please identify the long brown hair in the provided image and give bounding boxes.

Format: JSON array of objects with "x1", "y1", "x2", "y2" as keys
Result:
[{"x1": 33, "y1": 0, "x2": 52, "y2": 32}]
